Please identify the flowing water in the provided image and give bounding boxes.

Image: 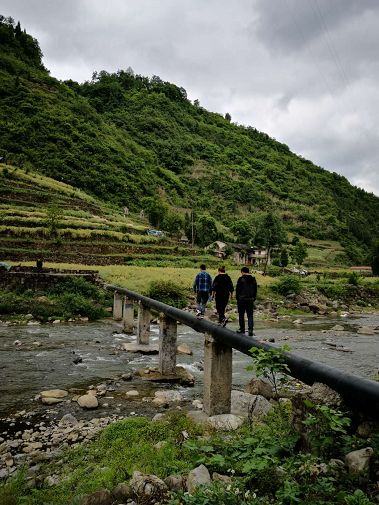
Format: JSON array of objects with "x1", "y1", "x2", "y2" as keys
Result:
[{"x1": 1, "y1": 313, "x2": 378, "y2": 420}]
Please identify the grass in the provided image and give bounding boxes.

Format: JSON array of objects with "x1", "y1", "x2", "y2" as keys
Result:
[
  {"x1": 14, "y1": 262, "x2": 275, "y2": 295},
  {"x1": 1, "y1": 406, "x2": 377, "y2": 505}
]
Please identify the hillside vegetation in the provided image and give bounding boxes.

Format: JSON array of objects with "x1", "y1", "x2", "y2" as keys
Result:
[
  {"x1": 0, "y1": 165, "x2": 217, "y2": 266},
  {"x1": 1, "y1": 16, "x2": 378, "y2": 264}
]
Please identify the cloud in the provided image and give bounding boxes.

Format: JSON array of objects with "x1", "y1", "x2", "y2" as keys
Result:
[{"x1": 1, "y1": 0, "x2": 379, "y2": 195}]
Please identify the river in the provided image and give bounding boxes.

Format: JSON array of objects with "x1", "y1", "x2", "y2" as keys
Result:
[{"x1": 1, "y1": 313, "x2": 378, "y2": 421}]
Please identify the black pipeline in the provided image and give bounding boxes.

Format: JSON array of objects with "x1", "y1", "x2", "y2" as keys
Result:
[{"x1": 106, "y1": 284, "x2": 379, "y2": 416}]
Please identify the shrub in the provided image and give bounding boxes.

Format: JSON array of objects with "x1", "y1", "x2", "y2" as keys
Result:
[
  {"x1": 146, "y1": 280, "x2": 188, "y2": 308},
  {"x1": 266, "y1": 265, "x2": 282, "y2": 277},
  {"x1": 272, "y1": 275, "x2": 301, "y2": 296}
]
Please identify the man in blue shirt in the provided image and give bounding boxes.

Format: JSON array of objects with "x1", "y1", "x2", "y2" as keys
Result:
[{"x1": 192, "y1": 264, "x2": 212, "y2": 318}]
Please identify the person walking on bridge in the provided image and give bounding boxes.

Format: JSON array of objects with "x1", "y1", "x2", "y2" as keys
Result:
[
  {"x1": 236, "y1": 266, "x2": 257, "y2": 336},
  {"x1": 193, "y1": 264, "x2": 212, "y2": 318},
  {"x1": 212, "y1": 266, "x2": 234, "y2": 326}
]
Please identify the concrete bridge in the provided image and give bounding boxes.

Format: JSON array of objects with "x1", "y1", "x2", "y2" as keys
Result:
[{"x1": 109, "y1": 284, "x2": 379, "y2": 417}]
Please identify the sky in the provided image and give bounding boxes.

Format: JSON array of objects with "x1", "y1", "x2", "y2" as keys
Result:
[{"x1": 2, "y1": 0, "x2": 379, "y2": 196}]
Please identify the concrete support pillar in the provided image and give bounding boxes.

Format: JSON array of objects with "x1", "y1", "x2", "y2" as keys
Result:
[
  {"x1": 159, "y1": 314, "x2": 177, "y2": 375},
  {"x1": 203, "y1": 333, "x2": 232, "y2": 416},
  {"x1": 122, "y1": 298, "x2": 134, "y2": 334},
  {"x1": 137, "y1": 302, "x2": 151, "y2": 345},
  {"x1": 113, "y1": 292, "x2": 123, "y2": 321}
]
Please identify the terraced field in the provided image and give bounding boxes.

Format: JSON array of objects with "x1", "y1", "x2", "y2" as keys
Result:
[{"x1": 0, "y1": 165, "x2": 214, "y2": 266}]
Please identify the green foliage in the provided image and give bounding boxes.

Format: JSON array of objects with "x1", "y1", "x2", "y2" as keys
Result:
[
  {"x1": 291, "y1": 240, "x2": 308, "y2": 266},
  {"x1": 146, "y1": 279, "x2": 188, "y2": 308},
  {"x1": 347, "y1": 271, "x2": 362, "y2": 286},
  {"x1": 2, "y1": 407, "x2": 378, "y2": 505},
  {"x1": 280, "y1": 248, "x2": 289, "y2": 267},
  {"x1": 0, "y1": 277, "x2": 111, "y2": 321},
  {"x1": 247, "y1": 345, "x2": 291, "y2": 398},
  {"x1": 46, "y1": 203, "x2": 62, "y2": 237},
  {"x1": 302, "y1": 401, "x2": 351, "y2": 457},
  {"x1": 272, "y1": 275, "x2": 301, "y2": 296}
]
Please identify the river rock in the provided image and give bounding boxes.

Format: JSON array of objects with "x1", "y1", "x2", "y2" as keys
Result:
[
  {"x1": 59, "y1": 414, "x2": 78, "y2": 426},
  {"x1": 125, "y1": 390, "x2": 139, "y2": 397},
  {"x1": 77, "y1": 394, "x2": 98, "y2": 409},
  {"x1": 41, "y1": 389, "x2": 68, "y2": 399},
  {"x1": 357, "y1": 326, "x2": 375, "y2": 335},
  {"x1": 293, "y1": 319, "x2": 303, "y2": 324},
  {"x1": 231, "y1": 390, "x2": 272, "y2": 418},
  {"x1": 331, "y1": 324, "x2": 344, "y2": 331},
  {"x1": 80, "y1": 489, "x2": 113, "y2": 505},
  {"x1": 177, "y1": 343, "x2": 193, "y2": 355},
  {"x1": 154, "y1": 390, "x2": 183, "y2": 403},
  {"x1": 345, "y1": 447, "x2": 373, "y2": 475},
  {"x1": 207, "y1": 414, "x2": 244, "y2": 431},
  {"x1": 187, "y1": 464, "x2": 211, "y2": 493},
  {"x1": 41, "y1": 397, "x2": 65, "y2": 405}
]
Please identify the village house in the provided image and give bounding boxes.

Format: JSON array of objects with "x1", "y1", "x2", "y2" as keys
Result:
[{"x1": 207, "y1": 241, "x2": 270, "y2": 266}]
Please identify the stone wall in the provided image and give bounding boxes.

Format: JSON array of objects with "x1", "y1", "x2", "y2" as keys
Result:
[{"x1": 0, "y1": 266, "x2": 101, "y2": 291}]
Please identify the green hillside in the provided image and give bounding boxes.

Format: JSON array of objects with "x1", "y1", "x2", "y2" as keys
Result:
[
  {"x1": 1, "y1": 16, "x2": 378, "y2": 264},
  {"x1": 0, "y1": 165, "x2": 218, "y2": 266}
]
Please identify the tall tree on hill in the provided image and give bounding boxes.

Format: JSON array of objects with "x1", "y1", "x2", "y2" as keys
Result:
[{"x1": 255, "y1": 213, "x2": 286, "y2": 274}]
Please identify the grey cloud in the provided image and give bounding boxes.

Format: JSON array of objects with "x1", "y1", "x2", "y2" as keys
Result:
[{"x1": 1, "y1": 0, "x2": 379, "y2": 195}]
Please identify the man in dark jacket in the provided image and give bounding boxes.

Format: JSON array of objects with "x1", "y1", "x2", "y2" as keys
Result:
[
  {"x1": 236, "y1": 266, "x2": 257, "y2": 336},
  {"x1": 212, "y1": 266, "x2": 234, "y2": 326}
]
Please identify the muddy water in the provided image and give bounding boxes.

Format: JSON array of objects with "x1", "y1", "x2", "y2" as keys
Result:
[{"x1": 1, "y1": 314, "x2": 378, "y2": 419}]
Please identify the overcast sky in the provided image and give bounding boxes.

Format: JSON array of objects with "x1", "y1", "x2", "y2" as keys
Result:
[{"x1": 3, "y1": 0, "x2": 379, "y2": 196}]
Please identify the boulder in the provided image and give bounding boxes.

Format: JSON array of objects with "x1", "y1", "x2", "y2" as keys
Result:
[
  {"x1": 164, "y1": 475, "x2": 186, "y2": 492},
  {"x1": 244, "y1": 378, "x2": 274, "y2": 399},
  {"x1": 129, "y1": 471, "x2": 167, "y2": 499},
  {"x1": 112, "y1": 482, "x2": 132, "y2": 502},
  {"x1": 345, "y1": 447, "x2": 373, "y2": 475},
  {"x1": 41, "y1": 389, "x2": 68, "y2": 404},
  {"x1": 308, "y1": 383, "x2": 342, "y2": 408},
  {"x1": 77, "y1": 394, "x2": 98, "y2": 409},
  {"x1": 80, "y1": 489, "x2": 113, "y2": 505},
  {"x1": 207, "y1": 414, "x2": 244, "y2": 431},
  {"x1": 231, "y1": 390, "x2": 272, "y2": 419},
  {"x1": 187, "y1": 464, "x2": 211, "y2": 494}
]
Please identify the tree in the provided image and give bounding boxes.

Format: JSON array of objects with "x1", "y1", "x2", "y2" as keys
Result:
[
  {"x1": 194, "y1": 214, "x2": 218, "y2": 247},
  {"x1": 371, "y1": 239, "x2": 379, "y2": 276},
  {"x1": 141, "y1": 197, "x2": 168, "y2": 229},
  {"x1": 280, "y1": 248, "x2": 289, "y2": 267},
  {"x1": 291, "y1": 240, "x2": 308, "y2": 267},
  {"x1": 163, "y1": 211, "x2": 184, "y2": 237},
  {"x1": 225, "y1": 112, "x2": 231, "y2": 122},
  {"x1": 230, "y1": 219, "x2": 254, "y2": 244},
  {"x1": 255, "y1": 213, "x2": 287, "y2": 274}
]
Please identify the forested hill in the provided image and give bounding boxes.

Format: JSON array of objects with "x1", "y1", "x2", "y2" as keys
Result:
[{"x1": 1, "y1": 16, "x2": 378, "y2": 260}]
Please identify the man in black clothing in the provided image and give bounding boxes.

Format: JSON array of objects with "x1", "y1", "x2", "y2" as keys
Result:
[
  {"x1": 212, "y1": 266, "x2": 234, "y2": 326},
  {"x1": 236, "y1": 266, "x2": 257, "y2": 337}
]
